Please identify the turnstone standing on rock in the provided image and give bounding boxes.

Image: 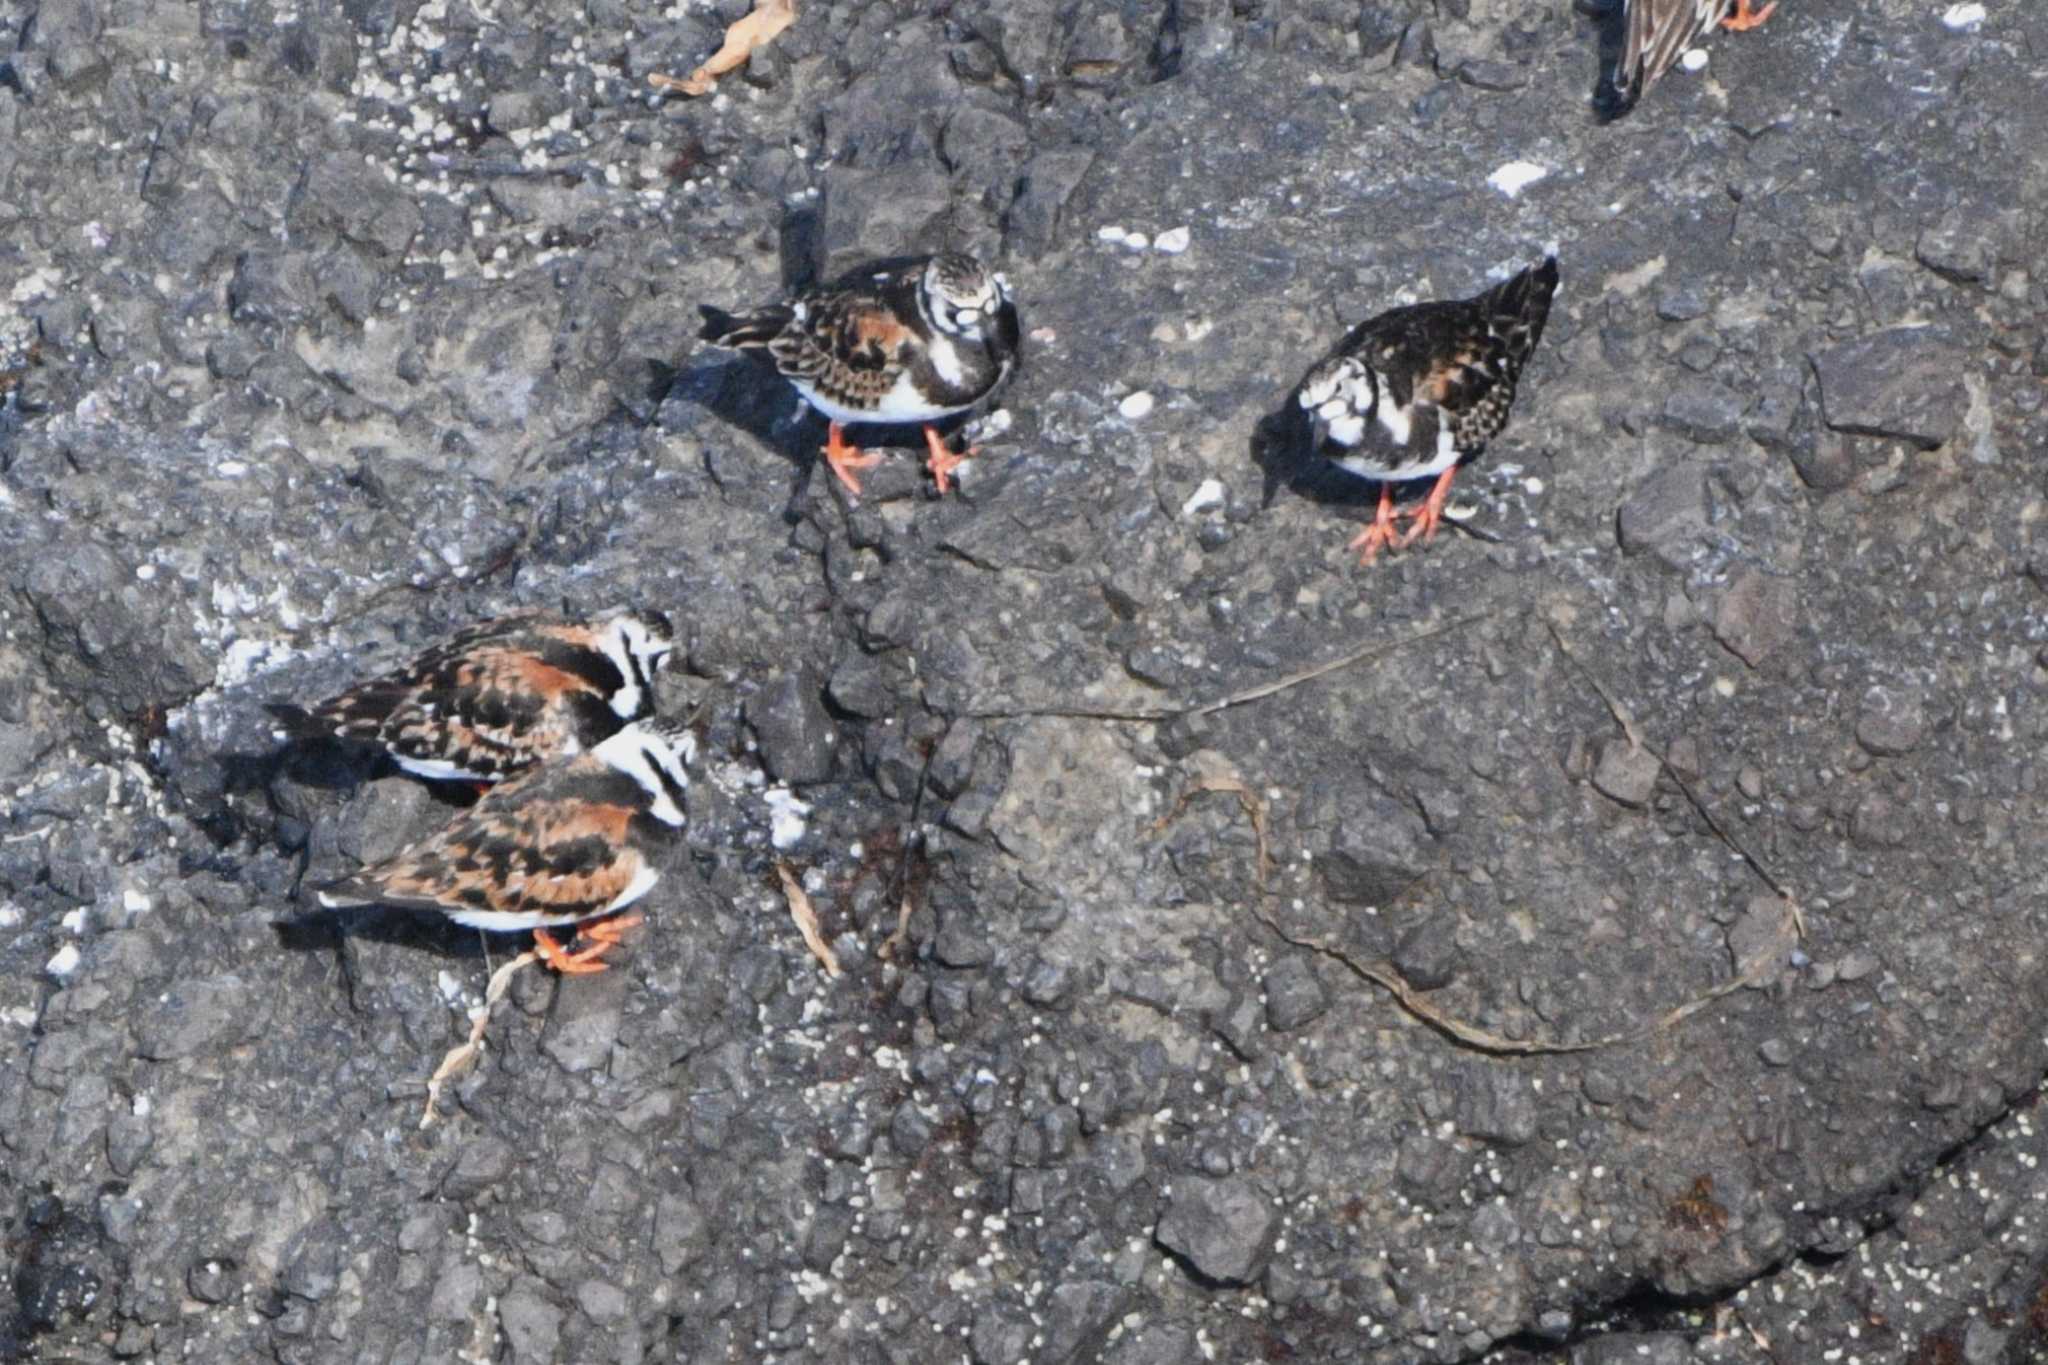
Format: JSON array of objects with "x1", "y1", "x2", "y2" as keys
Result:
[
  {"x1": 1296, "y1": 256, "x2": 1559, "y2": 566},
  {"x1": 315, "y1": 717, "x2": 694, "y2": 974},
  {"x1": 699, "y1": 252, "x2": 1020, "y2": 497},
  {"x1": 268, "y1": 610, "x2": 675, "y2": 784},
  {"x1": 1603, "y1": 0, "x2": 1776, "y2": 117}
]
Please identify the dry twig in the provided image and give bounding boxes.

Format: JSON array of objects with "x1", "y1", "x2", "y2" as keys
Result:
[
  {"x1": 1546, "y1": 620, "x2": 1806, "y2": 937},
  {"x1": 650, "y1": 0, "x2": 796, "y2": 98},
  {"x1": 777, "y1": 860, "x2": 842, "y2": 977},
  {"x1": 420, "y1": 949, "x2": 537, "y2": 1129},
  {"x1": 963, "y1": 611, "x2": 1498, "y2": 722},
  {"x1": 1153, "y1": 719, "x2": 1802, "y2": 1056}
]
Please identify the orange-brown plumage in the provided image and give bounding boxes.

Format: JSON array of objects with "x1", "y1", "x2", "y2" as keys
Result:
[
  {"x1": 315, "y1": 719, "x2": 694, "y2": 971},
  {"x1": 269, "y1": 610, "x2": 674, "y2": 784}
]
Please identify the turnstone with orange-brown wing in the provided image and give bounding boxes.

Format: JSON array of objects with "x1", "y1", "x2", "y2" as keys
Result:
[
  {"x1": 699, "y1": 253, "x2": 1020, "y2": 497},
  {"x1": 268, "y1": 610, "x2": 674, "y2": 785},
  {"x1": 315, "y1": 716, "x2": 693, "y2": 973},
  {"x1": 1296, "y1": 257, "x2": 1559, "y2": 566}
]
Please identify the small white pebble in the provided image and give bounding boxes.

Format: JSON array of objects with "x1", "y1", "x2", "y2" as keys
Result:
[
  {"x1": 1523, "y1": 476, "x2": 1545, "y2": 496},
  {"x1": 1096, "y1": 225, "x2": 1128, "y2": 244},
  {"x1": 61, "y1": 908, "x2": 86, "y2": 934},
  {"x1": 1118, "y1": 391, "x2": 1155, "y2": 420},
  {"x1": 1941, "y1": 3, "x2": 1986, "y2": 29},
  {"x1": 1122, "y1": 231, "x2": 1150, "y2": 251},
  {"x1": 0, "y1": 905, "x2": 22, "y2": 929},
  {"x1": 1679, "y1": 48, "x2": 1709, "y2": 73},
  {"x1": 1180, "y1": 478, "x2": 1225, "y2": 518},
  {"x1": 123, "y1": 888, "x2": 152, "y2": 914},
  {"x1": 1154, "y1": 226, "x2": 1191, "y2": 254},
  {"x1": 47, "y1": 944, "x2": 82, "y2": 978},
  {"x1": 1486, "y1": 161, "x2": 1548, "y2": 199}
]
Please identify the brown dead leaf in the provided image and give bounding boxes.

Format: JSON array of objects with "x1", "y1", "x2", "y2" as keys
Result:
[
  {"x1": 650, "y1": 0, "x2": 796, "y2": 98},
  {"x1": 777, "y1": 860, "x2": 843, "y2": 978}
]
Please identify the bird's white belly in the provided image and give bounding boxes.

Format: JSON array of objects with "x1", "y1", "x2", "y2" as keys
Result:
[
  {"x1": 1332, "y1": 409, "x2": 1461, "y2": 483},
  {"x1": 792, "y1": 371, "x2": 960, "y2": 427}
]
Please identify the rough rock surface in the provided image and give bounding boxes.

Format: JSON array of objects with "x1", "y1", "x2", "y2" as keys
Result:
[{"x1": 2, "y1": 1, "x2": 2046, "y2": 1363}]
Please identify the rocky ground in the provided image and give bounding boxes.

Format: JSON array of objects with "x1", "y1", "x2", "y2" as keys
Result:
[{"x1": 3, "y1": 0, "x2": 2046, "y2": 1361}]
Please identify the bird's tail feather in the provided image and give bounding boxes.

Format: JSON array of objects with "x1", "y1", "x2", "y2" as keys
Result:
[
  {"x1": 698, "y1": 303, "x2": 790, "y2": 350},
  {"x1": 1488, "y1": 256, "x2": 1561, "y2": 363}
]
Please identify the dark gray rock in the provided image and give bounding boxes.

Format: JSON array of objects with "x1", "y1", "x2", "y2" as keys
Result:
[
  {"x1": 1851, "y1": 793, "x2": 1911, "y2": 849},
  {"x1": 132, "y1": 974, "x2": 263, "y2": 1061},
  {"x1": 287, "y1": 152, "x2": 423, "y2": 260},
  {"x1": 1713, "y1": 569, "x2": 1799, "y2": 668},
  {"x1": 1040, "y1": 1280, "x2": 1127, "y2": 1362},
  {"x1": 1318, "y1": 792, "x2": 1431, "y2": 906},
  {"x1": 540, "y1": 969, "x2": 627, "y2": 1074},
  {"x1": 1008, "y1": 147, "x2": 1094, "y2": 258},
  {"x1": 1615, "y1": 462, "x2": 1709, "y2": 566},
  {"x1": 1104, "y1": 1325, "x2": 1201, "y2": 1365},
  {"x1": 440, "y1": 1135, "x2": 516, "y2": 1201},
  {"x1": 1661, "y1": 382, "x2": 1746, "y2": 445},
  {"x1": 1787, "y1": 428, "x2": 1855, "y2": 492},
  {"x1": 827, "y1": 652, "x2": 896, "y2": 719},
  {"x1": 1452, "y1": 1065, "x2": 1537, "y2": 1146},
  {"x1": 1591, "y1": 740, "x2": 1659, "y2": 809},
  {"x1": 815, "y1": 165, "x2": 954, "y2": 283},
  {"x1": 1154, "y1": 1176, "x2": 1276, "y2": 1285},
  {"x1": 1856, "y1": 685, "x2": 1926, "y2": 756},
  {"x1": 1453, "y1": 59, "x2": 1526, "y2": 92},
  {"x1": 1392, "y1": 911, "x2": 1461, "y2": 990},
  {"x1": 1811, "y1": 328, "x2": 1971, "y2": 450},
  {"x1": 943, "y1": 105, "x2": 1031, "y2": 209},
  {"x1": 1915, "y1": 209, "x2": 1999, "y2": 286},
  {"x1": 1358, "y1": 3, "x2": 1413, "y2": 57},
  {"x1": 970, "y1": 1304, "x2": 1033, "y2": 1364},
  {"x1": 746, "y1": 671, "x2": 838, "y2": 785},
  {"x1": 498, "y1": 1279, "x2": 563, "y2": 1365},
  {"x1": 1262, "y1": 956, "x2": 1327, "y2": 1032}
]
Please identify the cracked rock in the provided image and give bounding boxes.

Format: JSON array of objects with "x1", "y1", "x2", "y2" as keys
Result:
[
  {"x1": 1155, "y1": 1176, "x2": 1276, "y2": 1286},
  {"x1": 1811, "y1": 328, "x2": 1970, "y2": 450}
]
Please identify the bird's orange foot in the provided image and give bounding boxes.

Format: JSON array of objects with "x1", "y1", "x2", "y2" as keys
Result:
[
  {"x1": 922, "y1": 426, "x2": 975, "y2": 495},
  {"x1": 1399, "y1": 468, "x2": 1458, "y2": 549},
  {"x1": 1348, "y1": 486, "x2": 1404, "y2": 567},
  {"x1": 1722, "y1": 0, "x2": 1775, "y2": 31},
  {"x1": 822, "y1": 422, "x2": 882, "y2": 497},
  {"x1": 532, "y1": 914, "x2": 642, "y2": 975}
]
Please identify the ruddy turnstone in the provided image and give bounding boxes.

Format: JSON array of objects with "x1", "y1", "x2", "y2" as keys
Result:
[
  {"x1": 1602, "y1": 0, "x2": 1776, "y2": 117},
  {"x1": 315, "y1": 716, "x2": 694, "y2": 974},
  {"x1": 269, "y1": 610, "x2": 675, "y2": 784},
  {"x1": 1296, "y1": 256, "x2": 1559, "y2": 566},
  {"x1": 698, "y1": 252, "x2": 1020, "y2": 497}
]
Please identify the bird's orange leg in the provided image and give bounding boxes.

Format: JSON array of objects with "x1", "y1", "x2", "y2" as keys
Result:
[
  {"x1": 922, "y1": 426, "x2": 975, "y2": 495},
  {"x1": 1347, "y1": 485, "x2": 1405, "y2": 566},
  {"x1": 1722, "y1": 0, "x2": 1775, "y2": 31},
  {"x1": 532, "y1": 914, "x2": 643, "y2": 975},
  {"x1": 821, "y1": 422, "x2": 882, "y2": 497},
  {"x1": 1400, "y1": 467, "x2": 1459, "y2": 548}
]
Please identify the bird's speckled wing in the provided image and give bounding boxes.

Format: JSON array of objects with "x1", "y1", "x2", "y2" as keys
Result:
[
  {"x1": 1618, "y1": 0, "x2": 1733, "y2": 104},
  {"x1": 318, "y1": 761, "x2": 657, "y2": 928}
]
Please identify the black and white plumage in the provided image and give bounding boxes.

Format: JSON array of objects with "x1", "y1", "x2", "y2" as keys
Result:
[
  {"x1": 1296, "y1": 256, "x2": 1559, "y2": 565},
  {"x1": 698, "y1": 253, "x2": 1021, "y2": 497},
  {"x1": 1603, "y1": 0, "x2": 1777, "y2": 118},
  {"x1": 315, "y1": 717, "x2": 694, "y2": 973},
  {"x1": 268, "y1": 610, "x2": 675, "y2": 784}
]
